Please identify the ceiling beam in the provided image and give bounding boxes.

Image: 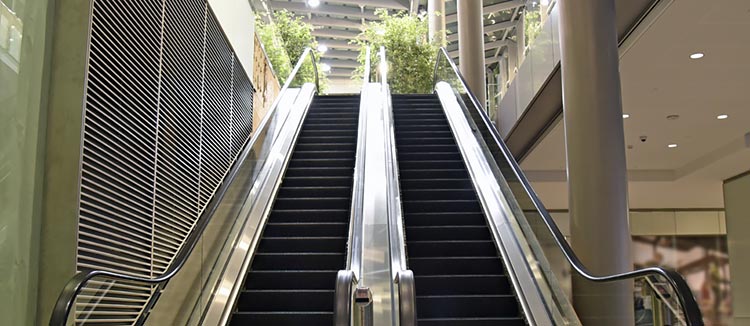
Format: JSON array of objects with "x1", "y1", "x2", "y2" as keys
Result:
[
  {"x1": 303, "y1": 16, "x2": 363, "y2": 30},
  {"x1": 321, "y1": 58, "x2": 360, "y2": 69},
  {"x1": 267, "y1": 1, "x2": 378, "y2": 20},
  {"x1": 317, "y1": 38, "x2": 360, "y2": 50},
  {"x1": 446, "y1": 19, "x2": 515, "y2": 42},
  {"x1": 448, "y1": 40, "x2": 511, "y2": 58},
  {"x1": 322, "y1": 0, "x2": 408, "y2": 10},
  {"x1": 322, "y1": 49, "x2": 359, "y2": 60},
  {"x1": 446, "y1": 0, "x2": 525, "y2": 23},
  {"x1": 313, "y1": 28, "x2": 360, "y2": 39},
  {"x1": 485, "y1": 20, "x2": 517, "y2": 34}
]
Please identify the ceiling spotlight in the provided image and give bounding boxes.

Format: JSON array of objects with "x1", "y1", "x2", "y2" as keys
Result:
[
  {"x1": 668, "y1": 143, "x2": 678, "y2": 148},
  {"x1": 622, "y1": 114, "x2": 630, "y2": 119},
  {"x1": 317, "y1": 44, "x2": 328, "y2": 53},
  {"x1": 689, "y1": 52, "x2": 704, "y2": 59},
  {"x1": 307, "y1": 0, "x2": 320, "y2": 8},
  {"x1": 321, "y1": 63, "x2": 331, "y2": 72},
  {"x1": 717, "y1": 114, "x2": 729, "y2": 120}
]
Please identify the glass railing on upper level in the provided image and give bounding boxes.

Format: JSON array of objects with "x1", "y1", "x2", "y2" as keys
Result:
[
  {"x1": 50, "y1": 48, "x2": 320, "y2": 326},
  {"x1": 433, "y1": 47, "x2": 704, "y2": 326}
]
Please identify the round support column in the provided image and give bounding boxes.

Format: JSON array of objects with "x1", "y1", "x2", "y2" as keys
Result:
[
  {"x1": 427, "y1": 0, "x2": 446, "y2": 46},
  {"x1": 457, "y1": 0, "x2": 486, "y2": 107},
  {"x1": 558, "y1": 0, "x2": 635, "y2": 324}
]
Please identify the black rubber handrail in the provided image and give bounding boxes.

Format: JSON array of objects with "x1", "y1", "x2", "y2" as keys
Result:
[
  {"x1": 49, "y1": 48, "x2": 320, "y2": 326},
  {"x1": 432, "y1": 47, "x2": 704, "y2": 326}
]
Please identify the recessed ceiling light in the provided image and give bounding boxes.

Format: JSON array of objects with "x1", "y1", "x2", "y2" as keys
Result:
[
  {"x1": 622, "y1": 114, "x2": 630, "y2": 119},
  {"x1": 307, "y1": 0, "x2": 320, "y2": 7},
  {"x1": 321, "y1": 63, "x2": 331, "y2": 72},
  {"x1": 668, "y1": 143, "x2": 678, "y2": 148},
  {"x1": 717, "y1": 114, "x2": 729, "y2": 120},
  {"x1": 689, "y1": 52, "x2": 704, "y2": 59},
  {"x1": 317, "y1": 44, "x2": 327, "y2": 53}
]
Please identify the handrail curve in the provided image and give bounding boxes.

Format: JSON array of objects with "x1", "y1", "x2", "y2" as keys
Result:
[
  {"x1": 432, "y1": 47, "x2": 703, "y2": 326},
  {"x1": 49, "y1": 47, "x2": 320, "y2": 326}
]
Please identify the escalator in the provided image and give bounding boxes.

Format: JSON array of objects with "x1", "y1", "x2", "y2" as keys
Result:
[
  {"x1": 229, "y1": 95, "x2": 360, "y2": 325},
  {"x1": 392, "y1": 94, "x2": 524, "y2": 326}
]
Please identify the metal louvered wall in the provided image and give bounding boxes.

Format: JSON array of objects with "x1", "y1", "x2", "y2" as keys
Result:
[{"x1": 77, "y1": 0, "x2": 254, "y2": 323}]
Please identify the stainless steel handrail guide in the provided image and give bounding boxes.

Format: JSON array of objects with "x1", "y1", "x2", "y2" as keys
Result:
[
  {"x1": 334, "y1": 46, "x2": 370, "y2": 326},
  {"x1": 49, "y1": 47, "x2": 320, "y2": 326},
  {"x1": 432, "y1": 46, "x2": 703, "y2": 326},
  {"x1": 380, "y1": 46, "x2": 417, "y2": 326}
]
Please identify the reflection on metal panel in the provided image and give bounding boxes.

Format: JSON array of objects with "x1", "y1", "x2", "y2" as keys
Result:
[{"x1": 76, "y1": 0, "x2": 254, "y2": 324}]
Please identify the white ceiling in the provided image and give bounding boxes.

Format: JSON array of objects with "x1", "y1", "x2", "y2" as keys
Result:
[{"x1": 520, "y1": 0, "x2": 750, "y2": 209}]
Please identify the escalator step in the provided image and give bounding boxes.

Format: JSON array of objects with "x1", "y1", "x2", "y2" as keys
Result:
[
  {"x1": 269, "y1": 209, "x2": 350, "y2": 223},
  {"x1": 402, "y1": 199, "x2": 482, "y2": 213},
  {"x1": 414, "y1": 275, "x2": 511, "y2": 295},
  {"x1": 409, "y1": 257, "x2": 504, "y2": 275},
  {"x1": 399, "y1": 169, "x2": 470, "y2": 179},
  {"x1": 263, "y1": 222, "x2": 349, "y2": 237},
  {"x1": 251, "y1": 252, "x2": 345, "y2": 271},
  {"x1": 416, "y1": 317, "x2": 525, "y2": 326},
  {"x1": 287, "y1": 158, "x2": 354, "y2": 168},
  {"x1": 291, "y1": 150, "x2": 355, "y2": 160},
  {"x1": 396, "y1": 137, "x2": 457, "y2": 146},
  {"x1": 416, "y1": 294, "x2": 519, "y2": 318},
  {"x1": 397, "y1": 152, "x2": 463, "y2": 161},
  {"x1": 245, "y1": 270, "x2": 338, "y2": 290},
  {"x1": 230, "y1": 312, "x2": 333, "y2": 325},
  {"x1": 401, "y1": 189, "x2": 476, "y2": 200},
  {"x1": 407, "y1": 240, "x2": 497, "y2": 257},
  {"x1": 236, "y1": 289, "x2": 334, "y2": 311},
  {"x1": 277, "y1": 186, "x2": 352, "y2": 198},
  {"x1": 281, "y1": 176, "x2": 353, "y2": 187},
  {"x1": 257, "y1": 237, "x2": 347, "y2": 253},
  {"x1": 406, "y1": 225, "x2": 492, "y2": 241},
  {"x1": 399, "y1": 178, "x2": 474, "y2": 189},
  {"x1": 272, "y1": 198, "x2": 351, "y2": 210},
  {"x1": 403, "y1": 212, "x2": 487, "y2": 227}
]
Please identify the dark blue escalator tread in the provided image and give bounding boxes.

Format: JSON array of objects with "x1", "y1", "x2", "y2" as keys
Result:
[
  {"x1": 392, "y1": 94, "x2": 526, "y2": 325},
  {"x1": 228, "y1": 95, "x2": 359, "y2": 326}
]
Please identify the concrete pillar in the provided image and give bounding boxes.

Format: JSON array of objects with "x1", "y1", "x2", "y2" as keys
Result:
[
  {"x1": 457, "y1": 0, "x2": 486, "y2": 108},
  {"x1": 724, "y1": 171, "x2": 750, "y2": 326},
  {"x1": 558, "y1": 0, "x2": 634, "y2": 324},
  {"x1": 427, "y1": 0, "x2": 446, "y2": 46},
  {"x1": 36, "y1": 0, "x2": 92, "y2": 323}
]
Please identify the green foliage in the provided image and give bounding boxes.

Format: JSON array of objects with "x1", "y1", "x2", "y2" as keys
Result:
[
  {"x1": 256, "y1": 10, "x2": 326, "y2": 90},
  {"x1": 354, "y1": 9, "x2": 437, "y2": 94},
  {"x1": 523, "y1": 10, "x2": 542, "y2": 48}
]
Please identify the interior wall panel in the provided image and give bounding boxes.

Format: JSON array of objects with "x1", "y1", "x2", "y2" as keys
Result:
[{"x1": 75, "y1": 0, "x2": 254, "y2": 323}]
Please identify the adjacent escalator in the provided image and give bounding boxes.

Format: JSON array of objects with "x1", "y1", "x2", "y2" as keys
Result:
[
  {"x1": 229, "y1": 95, "x2": 360, "y2": 325},
  {"x1": 392, "y1": 94, "x2": 525, "y2": 326}
]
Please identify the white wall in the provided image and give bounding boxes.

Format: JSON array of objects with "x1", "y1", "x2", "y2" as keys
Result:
[{"x1": 209, "y1": 0, "x2": 255, "y2": 79}]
